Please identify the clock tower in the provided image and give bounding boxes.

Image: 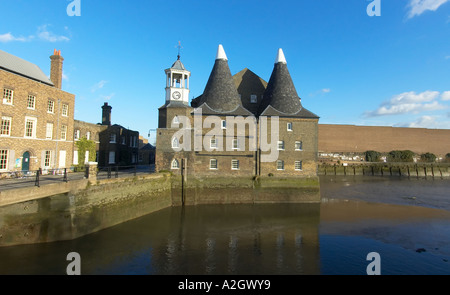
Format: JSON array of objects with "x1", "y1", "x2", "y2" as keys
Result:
[{"x1": 165, "y1": 54, "x2": 190, "y2": 105}]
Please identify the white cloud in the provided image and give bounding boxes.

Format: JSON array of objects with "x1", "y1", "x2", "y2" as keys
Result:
[
  {"x1": 365, "y1": 91, "x2": 446, "y2": 117},
  {"x1": 62, "y1": 72, "x2": 69, "y2": 81},
  {"x1": 1, "y1": 25, "x2": 69, "y2": 43},
  {"x1": 0, "y1": 32, "x2": 33, "y2": 43},
  {"x1": 91, "y1": 80, "x2": 109, "y2": 92},
  {"x1": 407, "y1": 0, "x2": 450, "y2": 18},
  {"x1": 441, "y1": 91, "x2": 450, "y2": 101},
  {"x1": 322, "y1": 88, "x2": 331, "y2": 93},
  {"x1": 394, "y1": 115, "x2": 450, "y2": 129},
  {"x1": 37, "y1": 25, "x2": 70, "y2": 42}
]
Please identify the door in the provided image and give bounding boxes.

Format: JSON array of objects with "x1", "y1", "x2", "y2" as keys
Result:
[
  {"x1": 59, "y1": 150, "x2": 66, "y2": 168},
  {"x1": 22, "y1": 151, "x2": 30, "y2": 172}
]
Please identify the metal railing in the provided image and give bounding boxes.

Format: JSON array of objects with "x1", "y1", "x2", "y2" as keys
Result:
[{"x1": 0, "y1": 165, "x2": 155, "y2": 191}]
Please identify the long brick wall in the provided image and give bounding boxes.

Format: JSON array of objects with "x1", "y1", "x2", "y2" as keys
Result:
[{"x1": 318, "y1": 124, "x2": 450, "y2": 156}]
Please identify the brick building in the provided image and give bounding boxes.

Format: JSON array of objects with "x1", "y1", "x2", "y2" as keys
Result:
[
  {"x1": 0, "y1": 49, "x2": 75, "y2": 174},
  {"x1": 73, "y1": 103, "x2": 139, "y2": 168},
  {"x1": 156, "y1": 45, "x2": 319, "y2": 178}
]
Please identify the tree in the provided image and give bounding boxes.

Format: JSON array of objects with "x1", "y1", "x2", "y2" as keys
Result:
[
  {"x1": 365, "y1": 150, "x2": 381, "y2": 162},
  {"x1": 420, "y1": 153, "x2": 436, "y2": 163},
  {"x1": 387, "y1": 150, "x2": 415, "y2": 162}
]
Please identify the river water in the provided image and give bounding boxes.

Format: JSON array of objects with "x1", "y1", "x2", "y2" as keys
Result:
[{"x1": 0, "y1": 175, "x2": 449, "y2": 275}]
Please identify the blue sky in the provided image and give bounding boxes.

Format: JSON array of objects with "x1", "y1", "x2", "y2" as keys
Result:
[{"x1": 1, "y1": 0, "x2": 449, "y2": 144}]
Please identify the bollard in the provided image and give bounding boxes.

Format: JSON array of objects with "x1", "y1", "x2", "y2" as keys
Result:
[
  {"x1": 35, "y1": 168, "x2": 41, "y2": 187},
  {"x1": 63, "y1": 168, "x2": 68, "y2": 182}
]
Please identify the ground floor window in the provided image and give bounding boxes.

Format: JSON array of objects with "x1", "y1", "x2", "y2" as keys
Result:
[
  {"x1": 44, "y1": 151, "x2": 51, "y2": 168},
  {"x1": 0, "y1": 149, "x2": 8, "y2": 171},
  {"x1": 277, "y1": 160, "x2": 284, "y2": 170},
  {"x1": 109, "y1": 151, "x2": 115, "y2": 164},
  {"x1": 231, "y1": 159, "x2": 239, "y2": 170},
  {"x1": 171, "y1": 159, "x2": 180, "y2": 169},
  {"x1": 295, "y1": 161, "x2": 303, "y2": 171},
  {"x1": 210, "y1": 159, "x2": 218, "y2": 170}
]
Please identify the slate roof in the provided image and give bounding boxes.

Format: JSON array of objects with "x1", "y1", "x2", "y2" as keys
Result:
[
  {"x1": 260, "y1": 105, "x2": 319, "y2": 119},
  {"x1": 159, "y1": 100, "x2": 191, "y2": 109},
  {"x1": 170, "y1": 57, "x2": 186, "y2": 71},
  {"x1": 259, "y1": 61, "x2": 302, "y2": 116},
  {"x1": 194, "y1": 58, "x2": 243, "y2": 113},
  {"x1": 0, "y1": 49, "x2": 54, "y2": 86},
  {"x1": 192, "y1": 102, "x2": 254, "y2": 117}
]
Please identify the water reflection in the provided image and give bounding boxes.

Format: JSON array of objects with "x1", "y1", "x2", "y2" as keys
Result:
[{"x1": 0, "y1": 176, "x2": 449, "y2": 275}]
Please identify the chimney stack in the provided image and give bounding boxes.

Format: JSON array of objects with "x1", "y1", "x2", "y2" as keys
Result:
[
  {"x1": 102, "y1": 102, "x2": 112, "y2": 126},
  {"x1": 50, "y1": 49, "x2": 64, "y2": 89}
]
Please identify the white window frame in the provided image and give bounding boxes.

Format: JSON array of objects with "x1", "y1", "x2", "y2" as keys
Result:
[
  {"x1": 210, "y1": 159, "x2": 218, "y2": 170},
  {"x1": 172, "y1": 137, "x2": 179, "y2": 149},
  {"x1": 47, "y1": 99, "x2": 55, "y2": 113},
  {"x1": 62, "y1": 104, "x2": 69, "y2": 117},
  {"x1": 277, "y1": 160, "x2": 284, "y2": 171},
  {"x1": 3, "y1": 88, "x2": 14, "y2": 105},
  {"x1": 44, "y1": 151, "x2": 52, "y2": 168},
  {"x1": 210, "y1": 137, "x2": 217, "y2": 149},
  {"x1": 295, "y1": 141, "x2": 303, "y2": 151},
  {"x1": 0, "y1": 149, "x2": 8, "y2": 171},
  {"x1": 46, "y1": 123, "x2": 54, "y2": 140},
  {"x1": 295, "y1": 161, "x2": 303, "y2": 171},
  {"x1": 231, "y1": 159, "x2": 239, "y2": 170},
  {"x1": 171, "y1": 159, "x2": 180, "y2": 169},
  {"x1": 60, "y1": 125, "x2": 67, "y2": 141},
  {"x1": 287, "y1": 122, "x2": 293, "y2": 131},
  {"x1": 1, "y1": 116, "x2": 12, "y2": 136},
  {"x1": 232, "y1": 138, "x2": 239, "y2": 150},
  {"x1": 277, "y1": 141, "x2": 285, "y2": 151},
  {"x1": 86, "y1": 131, "x2": 91, "y2": 140},
  {"x1": 24, "y1": 116, "x2": 37, "y2": 138},
  {"x1": 110, "y1": 133, "x2": 116, "y2": 143},
  {"x1": 74, "y1": 129, "x2": 80, "y2": 140},
  {"x1": 108, "y1": 151, "x2": 116, "y2": 164},
  {"x1": 27, "y1": 95, "x2": 36, "y2": 109},
  {"x1": 221, "y1": 120, "x2": 226, "y2": 129},
  {"x1": 173, "y1": 116, "x2": 180, "y2": 124}
]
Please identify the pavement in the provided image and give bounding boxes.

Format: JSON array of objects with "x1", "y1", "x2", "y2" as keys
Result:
[{"x1": 0, "y1": 165, "x2": 155, "y2": 191}]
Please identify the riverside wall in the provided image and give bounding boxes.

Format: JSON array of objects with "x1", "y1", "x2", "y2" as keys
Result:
[{"x1": 0, "y1": 173, "x2": 320, "y2": 247}]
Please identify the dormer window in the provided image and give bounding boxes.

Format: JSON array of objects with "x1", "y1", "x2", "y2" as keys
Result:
[{"x1": 250, "y1": 95, "x2": 257, "y2": 104}]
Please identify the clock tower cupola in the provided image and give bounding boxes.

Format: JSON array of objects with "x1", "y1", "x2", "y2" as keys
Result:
[{"x1": 165, "y1": 48, "x2": 190, "y2": 105}]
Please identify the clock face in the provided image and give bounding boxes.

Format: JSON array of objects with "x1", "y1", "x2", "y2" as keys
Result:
[{"x1": 172, "y1": 91, "x2": 181, "y2": 100}]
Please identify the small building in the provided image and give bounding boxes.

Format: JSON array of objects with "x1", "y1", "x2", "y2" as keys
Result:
[
  {"x1": 0, "y1": 49, "x2": 75, "y2": 174},
  {"x1": 74, "y1": 103, "x2": 139, "y2": 168}
]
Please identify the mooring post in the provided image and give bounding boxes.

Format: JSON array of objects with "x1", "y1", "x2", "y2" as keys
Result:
[
  {"x1": 35, "y1": 168, "x2": 41, "y2": 187},
  {"x1": 181, "y1": 159, "x2": 186, "y2": 206},
  {"x1": 63, "y1": 168, "x2": 68, "y2": 182}
]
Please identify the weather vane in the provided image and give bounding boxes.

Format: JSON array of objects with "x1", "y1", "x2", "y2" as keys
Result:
[{"x1": 176, "y1": 41, "x2": 183, "y2": 60}]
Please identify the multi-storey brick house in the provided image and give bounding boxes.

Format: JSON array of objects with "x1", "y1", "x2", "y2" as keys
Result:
[
  {"x1": 0, "y1": 49, "x2": 75, "y2": 174},
  {"x1": 156, "y1": 45, "x2": 319, "y2": 178},
  {"x1": 73, "y1": 103, "x2": 140, "y2": 168}
]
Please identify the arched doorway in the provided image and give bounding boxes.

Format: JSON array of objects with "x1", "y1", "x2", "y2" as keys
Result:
[{"x1": 22, "y1": 151, "x2": 30, "y2": 172}]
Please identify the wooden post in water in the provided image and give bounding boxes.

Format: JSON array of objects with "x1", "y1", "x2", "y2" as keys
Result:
[{"x1": 181, "y1": 158, "x2": 186, "y2": 206}]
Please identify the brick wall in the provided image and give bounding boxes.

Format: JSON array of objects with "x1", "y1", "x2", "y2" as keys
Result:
[
  {"x1": 0, "y1": 69, "x2": 75, "y2": 172},
  {"x1": 318, "y1": 124, "x2": 450, "y2": 157}
]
